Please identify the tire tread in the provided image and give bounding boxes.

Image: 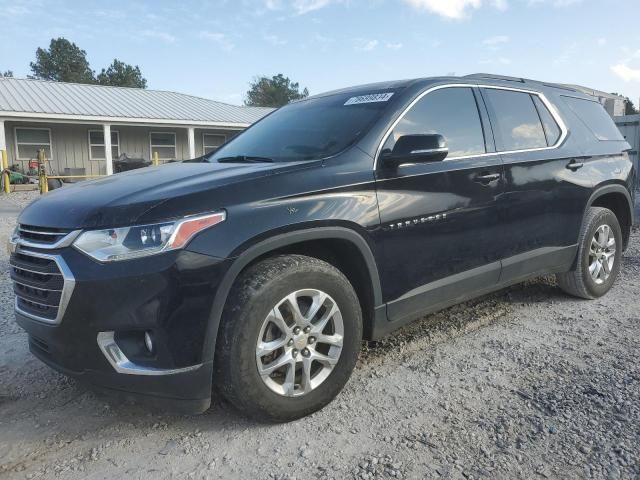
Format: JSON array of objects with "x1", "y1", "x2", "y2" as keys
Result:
[
  {"x1": 214, "y1": 254, "x2": 361, "y2": 422},
  {"x1": 556, "y1": 207, "x2": 619, "y2": 299}
]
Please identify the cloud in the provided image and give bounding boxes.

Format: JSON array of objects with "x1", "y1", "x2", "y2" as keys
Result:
[
  {"x1": 355, "y1": 39, "x2": 379, "y2": 52},
  {"x1": 553, "y1": 42, "x2": 577, "y2": 65},
  {"x1": 314, "y1": 33, "x2": 335, "y2": 44},
  {"x1": 611, "y1": 64, "x2": 640, "y2": 82},
  {"x1": 292, "y1": 0, "x2": 333, "y2": 14},
  {"x1": 403, "y1": 0, "x2": 582, "y2": 18},
  {"x1": 264, "y1": 34, "x2": 287, "y2": 45},
  {"x1": 0, "y1": 3, "x2": 31, "y2": 17},
  {"x1": 402, "y1": 0, "x2": 481, "y2": 19},
  {"x1": 141, "y1": 29, "x2": 176, "y2": 43},
  {"x1": 199, "y1": 31, "x2": 235, "y2": 51},
  {"x1": 512, "y1": 123, "x2": 542, "y2": 139},
  {"x1": 483, "y1": 35, "x2": 509, "y2": 46},
  {"x1": 597, "y1": 37, "x2": 607, "y2": 47},
  {"x1": 264, "y1": 0, "x2": 283, "y2": 9},
  {"x1": 386, "y1": 42, "x2": 403, "y2": 50},
  {"x1": 262, "y1": 0, "x2": 335, "y2": 15},
  {"x1": 528, "y1": 0, "x2": 583, "y2": 6},
  {"x1": 479, "y1": 57, "x2": 512, "y2": 65}
]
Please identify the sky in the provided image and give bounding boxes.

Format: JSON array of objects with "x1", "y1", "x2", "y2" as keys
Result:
[{"x1": 1, "y1": 0, "x2": 640, "y2": 106}]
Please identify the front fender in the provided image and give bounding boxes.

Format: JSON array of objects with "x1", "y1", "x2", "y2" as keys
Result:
[{"x1": 198, "y1": 226, "x2": 384, "y2": 363}]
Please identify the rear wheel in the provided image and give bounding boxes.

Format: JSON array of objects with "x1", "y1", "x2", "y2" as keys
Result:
[
  {"x1": 556, "y1": 207, "x2": 622, "y2": 299},
  {"x1": 215, "y1": 255, "x2": 362, "y2": 422}
]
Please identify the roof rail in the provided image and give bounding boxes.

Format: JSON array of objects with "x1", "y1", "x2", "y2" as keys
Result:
[
  {"x1": 542, "y1": 83, "x2": 577, "y2": 93},
  {"x1": 464, "y1": 73, "x2": 526, "y2": 83}
]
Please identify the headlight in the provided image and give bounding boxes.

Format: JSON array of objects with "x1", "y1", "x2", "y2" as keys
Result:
[
  {"x1": 73, "y1": 211, "x2": 226, "y2": 262},
  {"x1": 6, "y1": 224, "x2": 18, "y2": 255}
]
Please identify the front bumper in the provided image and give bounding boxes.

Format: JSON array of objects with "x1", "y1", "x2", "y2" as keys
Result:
[{"x1": 12, "y1": 244, "x2": 232, "y2": 413}]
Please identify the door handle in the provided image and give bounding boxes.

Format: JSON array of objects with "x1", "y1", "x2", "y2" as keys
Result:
[
  {"x1": 474, "y1": 173, "x2": 501, "y2": 184},
  {"x1": 566, "y1": 160, "x2": 584, "y2": 171}
]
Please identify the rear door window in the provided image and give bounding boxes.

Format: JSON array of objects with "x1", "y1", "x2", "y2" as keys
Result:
[
  {"x1": 482, "y1": 89, "x2": 547, "y2": 151},
  {"x1": 562, "y1": 96, "x2": 625, "y2": 141},
  {"x1": 532, "y1": 96, "x2": 562, "y2": 146},
  {"x1": 382, "y1": 87, "x2": 486, "y2": 158}
]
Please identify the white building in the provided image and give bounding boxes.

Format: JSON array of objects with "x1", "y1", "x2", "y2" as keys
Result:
[
  {"x1": 0, "y1": 78, "x2": 272, "y2": 177},
  {"x1": 562, "y1": 84, "x2": 627, "y2": 117}
]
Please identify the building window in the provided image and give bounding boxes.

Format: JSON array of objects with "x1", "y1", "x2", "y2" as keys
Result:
[
  {"x1": 88, "y1": 130, "x2": 120, "y2": 160},
  {"x1": 203, "y1": 134, "x2": 226, "y2": 155},
  {"x1": 150, "y1": 132, "x2": 177, "y2": 161},
  {"x1": 15, "y1": 128, "x2": 52, "y2": 160}
]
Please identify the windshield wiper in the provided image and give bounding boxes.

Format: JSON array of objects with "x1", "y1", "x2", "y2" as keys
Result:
[{"x1": 216, "y1": 155, "x2": 274, "y2": 163}]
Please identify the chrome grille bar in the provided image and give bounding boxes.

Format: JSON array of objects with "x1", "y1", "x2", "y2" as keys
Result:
[
  {"x1": 13, "y1": 225, "x2": 81, "y2": 250},
  {"x1": 11, "y1": 249, "x2": 75, "y2": 325}
]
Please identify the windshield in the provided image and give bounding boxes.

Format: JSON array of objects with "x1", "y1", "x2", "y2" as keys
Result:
[{"x1": 208, "y1": 90, "x2": 400, "y2": 163}]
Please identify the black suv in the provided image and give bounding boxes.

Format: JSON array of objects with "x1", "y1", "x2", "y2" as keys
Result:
[{"x1": 9, "y1": 74, "x2": 634, "y2": 421}]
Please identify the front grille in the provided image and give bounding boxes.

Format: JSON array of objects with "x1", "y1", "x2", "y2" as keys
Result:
[
  {"x1": 16, "y1": 224, "x2": 78, "y2": 249},
  {"x1": 10, "y1": 250, "x2": 74, "y2": 324}
]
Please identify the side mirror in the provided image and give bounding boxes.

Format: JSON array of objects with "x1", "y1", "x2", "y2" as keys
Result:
[{"x1": 383, "y1": 134, "x2": 448, "y2": 165}]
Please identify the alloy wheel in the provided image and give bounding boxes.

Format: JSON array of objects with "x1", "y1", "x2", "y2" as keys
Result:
[
  {"x1": 588, "y1": 224, "x2": 616, "y2": 285},
  {"x1": 255, "y1": 289, "x2": 344, "y2": 397}
]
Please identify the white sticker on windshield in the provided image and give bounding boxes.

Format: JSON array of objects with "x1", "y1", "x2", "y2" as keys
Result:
[{"x1": 344, "y1": 92, "x2": 394, "y2": 106}]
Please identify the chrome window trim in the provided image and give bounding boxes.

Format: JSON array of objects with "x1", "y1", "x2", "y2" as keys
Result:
[
  {"x1": 410, "y1": 147, "x2": 449, "y2": 155},
  {"x1": 12, "y1": 248, "x2": 76, "y2": 325},
  {"x1": 97, "y1": 331, "x2": 203, "y2": 376},
  {"x1": 373, "y1": 83, "x2": 568, "y2": 169}
]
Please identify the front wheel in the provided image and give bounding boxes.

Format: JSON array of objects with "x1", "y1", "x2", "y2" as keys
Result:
[
  {"x1": 556, "y1": 207, "x2": 622, "y2": 299},
  {"x1": 214, "y1": 255, "x2": 362, "y2": 422}
]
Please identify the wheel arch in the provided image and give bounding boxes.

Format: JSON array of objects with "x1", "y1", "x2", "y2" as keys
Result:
[
  {"x1": 202, "y1": 227, "x2": 384, "y2": 363},
  {"x1": 587, "y1": 184, "x2": 634, "y2": 250}
]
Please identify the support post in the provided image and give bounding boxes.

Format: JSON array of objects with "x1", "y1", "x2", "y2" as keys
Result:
[
  {"x1": 2, "y1": 150, "x2": 9, "y2": 194},
  {"x1": 103, "y1": 124, "x2": 113, "y2": 175},
  {"x1": 38, "y1": 149, "x2": 48, "y2": 194},
  {"x1": 187, "y1": 127, "x2": 196, "y2": 159},
  {"x1": 1, "y1": 120, "x2": 10, "y2": 193},
  {"x1": 0, "y1": 119, "x2": 6, "y2": 153}
]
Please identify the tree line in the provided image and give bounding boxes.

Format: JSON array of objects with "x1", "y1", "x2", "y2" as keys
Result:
[
  {"x1": 1, "y1": 37, "x2": 308, "y2": 106},
  {"x1": 2, "y1": 38, "x2": 147, "y2": 88}
]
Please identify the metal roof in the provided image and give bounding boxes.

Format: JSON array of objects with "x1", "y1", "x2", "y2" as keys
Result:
[{"x1": 0, "y1": 77, "x2": 273, "y2": 127}]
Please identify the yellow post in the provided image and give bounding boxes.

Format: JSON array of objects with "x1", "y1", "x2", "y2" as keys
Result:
[
  {"x1": 153, "y1": 151, "x2": 159, "y2": 167},
  {"x1": 1, "y1": 150, "x2": 9, "y2": 194},
  {"x1": 38, "y1": 149, "x2": 48, "y2": 194}
]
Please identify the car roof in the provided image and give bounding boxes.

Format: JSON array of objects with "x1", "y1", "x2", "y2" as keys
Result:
[{"x1": 307, "y1": 74, "x2": 595, "y2": 102}]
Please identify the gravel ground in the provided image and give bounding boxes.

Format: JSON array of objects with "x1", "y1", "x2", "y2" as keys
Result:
[{"x1": 0, "y1": 191, "x2": 638, "y2": 479}]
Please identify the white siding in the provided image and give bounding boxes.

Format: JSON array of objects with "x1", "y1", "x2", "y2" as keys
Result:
[{"x1": 3, "y1": 122, "x2": 243, "y2": 177}]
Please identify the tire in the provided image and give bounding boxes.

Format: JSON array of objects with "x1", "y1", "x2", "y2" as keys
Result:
[
  {"x1": 556, "y1": 207, "x2": 622, "y2": 299},
  {"x1": 214, "y1": 254, "x2": 363, "y2": 422},
  {"x1": 47, "y1": 178, "x2": 63, "y2": 190}
]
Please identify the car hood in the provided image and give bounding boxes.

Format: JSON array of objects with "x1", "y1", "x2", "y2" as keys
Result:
[{"x1": 18, "y1": 161, "x2": 312, "y2": 229}]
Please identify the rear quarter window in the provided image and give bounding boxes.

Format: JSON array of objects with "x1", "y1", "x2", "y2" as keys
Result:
[
  {"x1": 562, "y1": 96, "x2": 624, "y2": 141},
  {"x1": 532, "y1": 96, "x2": 562, "y2": 146}
]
